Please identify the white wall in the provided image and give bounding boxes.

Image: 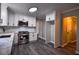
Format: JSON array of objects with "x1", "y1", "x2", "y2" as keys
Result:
[
  {"x1": 50, "y1": 24, "x2": 55, "y2": 43},
  {"x1": 46, "y1": 11, "x2": 56, "y2": 21},
  {"x1": 39, "y1": 19, "x2": 43, "y2": 38},
  {"x1": 36, "y1": 19, "x2": 39, "y2": 34},
  {"x1": 37, "y1": 11, "x2": 56, "y2": 43},
  {"x1": 42, "y1": 20, "x2": 46, "y2": 40},
  {"x1": 36, "y1": 19, "x2": 46, "y2": 40},
  {"x1": 45, "y1": 22, "x2": 51, "y2": 43},
  {"x1": 45, "y1": 11, "x2": 56, "y2": 44},
  {"x1": 55, "y1": 11, "x2": 62, "y2": 48}
]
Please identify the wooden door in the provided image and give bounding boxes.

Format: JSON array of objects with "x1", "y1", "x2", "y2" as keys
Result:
[{"x1": 62, "y1": 16, "x2": 77, "y2": 47}]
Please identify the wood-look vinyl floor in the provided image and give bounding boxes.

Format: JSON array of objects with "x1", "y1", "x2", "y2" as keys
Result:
[
  {"x1": 62, "y1": 42, "x2": 76, "y2": 55},
  {"x1": 11, "y1": 39, "x2": 76, "y2": 55}
]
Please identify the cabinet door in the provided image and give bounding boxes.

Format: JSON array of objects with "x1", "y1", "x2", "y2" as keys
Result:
[
  {"x1": 14, "y1": 33, "x2": 18, "y2": 44},
  {"x1": 8, "y1": 8, "x2": 15, "y2": 26},
  {"x1": 33, "y1": 33, "x2": 37, "y2": 40},
  {"x1": 29, "y1": 33, "x2": 34, "y2": 41},
  {"x1": 29, "y1": 33, "x2": 37, "y2": 41},
  {"x1": 28, "y1": 21, "x2": 32, "y2": 27},
  {"x1": 1, "y1": 4, "x2": 8, "y2": 26},
  {"x1": 8, "y1": 14, "x2": 14, "y2": 26},
  {"x1": 28, "y1": 19, "x2": 36, "y2": 27},
  {"x1": 32, "y1": 19, "x2": 36, "y2": 27}
]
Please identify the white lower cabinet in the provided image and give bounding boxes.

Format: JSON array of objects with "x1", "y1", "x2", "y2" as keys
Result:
[{"x1": 29, "y1": 32, "x2": 37, "y2": 41}]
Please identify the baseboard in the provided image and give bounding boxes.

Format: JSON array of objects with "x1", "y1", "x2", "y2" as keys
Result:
[
  {"x1": 57, "y1": 46, "x2": 62, "y2": 48},
  {"x1": 50, "y1": 41, "x2": 55, "y2": 44},
  {"x1": 29, "y1": 40, "x2": 38, "y2": 43},
  {"x1": 75, "y1": 51, "x2": 79, "y2": 55},
  {"x1": 48, "y1": 42, "x2": 54, "y2": 48},
  {"x1": 39, "y1": 36, "x2": 45, "y2": 40},
  {"x1": 71, "y1": 40, "x2": 76, "y2": 43},
  {"x1": 62, "y1": 43, "x2": 68, "y2": 47},
  {"x1": 38, "y1": 37, "x2": 45, "y2": 42}
]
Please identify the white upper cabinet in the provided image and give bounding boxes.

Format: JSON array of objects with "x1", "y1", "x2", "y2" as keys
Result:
[
  {"x1": 8, "y1": 8, "x2": 15, "y2": 26},
  {"x1": 28, "y1": 17, "x2": 36, "y2": 27},
  {"x1": 46, "y1": 11, "x2": 56, "y2": 21},
  {"x1": 14, "y1": 14, "x2": 36, "y2": 27},
  {"x1": 0, "y1": 4, "x2": 8, "y2": 26},
  {"x1": 0, "y1": 3, "x2": 14, "y2": 26}
]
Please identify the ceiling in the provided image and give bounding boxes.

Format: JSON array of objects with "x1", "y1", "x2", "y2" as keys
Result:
[{"x1": 5, "y1": 3, "x2": 79, "y2": 19}]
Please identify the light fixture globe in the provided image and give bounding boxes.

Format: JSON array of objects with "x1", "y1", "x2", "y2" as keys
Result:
[{"x1": 29, "y1": 7, "x2": 37, "y2": 13}]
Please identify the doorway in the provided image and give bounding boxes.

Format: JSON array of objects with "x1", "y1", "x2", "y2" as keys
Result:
[{"x1": 62, "y1": 16, "x2": 77, "y2": 52}]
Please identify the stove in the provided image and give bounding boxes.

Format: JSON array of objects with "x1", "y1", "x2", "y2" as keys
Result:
[{"x1": 18, "y1": 31, "x2": 29, "y2": 45}]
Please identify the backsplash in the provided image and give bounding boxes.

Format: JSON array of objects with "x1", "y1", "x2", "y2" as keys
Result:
[{"x1": 3, "y1": 27, "x2": 36, "y2": 33}]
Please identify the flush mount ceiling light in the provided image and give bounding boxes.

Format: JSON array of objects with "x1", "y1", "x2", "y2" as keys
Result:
[{"x1": 29, "y1": 7, "x2": 37, "y2": 13}]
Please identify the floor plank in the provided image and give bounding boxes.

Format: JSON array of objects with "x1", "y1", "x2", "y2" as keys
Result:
[{"x1": 11, "y1": 39, "x2": 76, "y2": 55}]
